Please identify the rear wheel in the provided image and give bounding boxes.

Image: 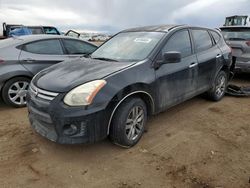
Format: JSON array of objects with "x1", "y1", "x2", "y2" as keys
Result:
[
  {"x1": 207, "y1": 71, "x2": 228, "y2": 101},
  {"x1": 110, "y1": 97, "x2": 147, "y2": 148},
  {"x1": 2, "y1": 77, "x2": 30, "y2": 107}
]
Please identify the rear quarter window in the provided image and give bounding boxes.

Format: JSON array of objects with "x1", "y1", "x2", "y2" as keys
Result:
[
  {"x1": 192, "y1": 29, "x2": 213, "y2": 53},
  {"x1": 210, "y1": 31, "x2": 221, "y2": 44}
]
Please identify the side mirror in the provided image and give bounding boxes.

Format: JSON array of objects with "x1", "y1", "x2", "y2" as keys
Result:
[{"x1": 163, "y1": 51, "x2": 181, "y2": 64}]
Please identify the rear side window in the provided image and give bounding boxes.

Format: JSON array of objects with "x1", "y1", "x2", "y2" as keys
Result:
[
  {"x1": 23, "y1": 39, "x2": 64, "y2": 55},
  {"x1": 162, "y1": 29, "x2": 192, "y2": 58},
  {"x1": 210, "y1": 31, "x2": 221, "y2": 43},
  {"x1": 192, "y1": 30, "x2": 213, "y2": 52},
  {"x1": 62, "y1": 39, "x2": 97, "y2": 55}
]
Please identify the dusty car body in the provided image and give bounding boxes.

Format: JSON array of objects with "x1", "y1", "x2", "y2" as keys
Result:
[{"x1": 27, "y1": 25, "x2": 232, "y2": 147}]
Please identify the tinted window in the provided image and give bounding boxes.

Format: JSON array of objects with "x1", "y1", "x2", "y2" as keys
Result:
[
  {"x1": 44, "y1": 27, "x2": 59, "y2": 35},
  {"x1": 211, "y1": 31, "x2": 221, "y2": 43},
  {"x1": 162, "y1": 30, "x2": 192, "y2": 58},
  {"x1": 63, "y1": 39, "x2": 97, "y2": 55},
  {"x1": 28, "y1": 27, "x2": 44, "y2": 34},
  {"x1": 221, "y1": 28, "x2": 250, "y2": 41},
  {"x1": 192, "y1": 30, "x2": 213, "y2": 52},
  {"x1": 23, "y1": 39, "x2": 64, "y2": 55}
]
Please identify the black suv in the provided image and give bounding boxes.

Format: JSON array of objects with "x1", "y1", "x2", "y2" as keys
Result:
[{"x1": 27, "y1": 25, "x2": 232, "y2": 147}]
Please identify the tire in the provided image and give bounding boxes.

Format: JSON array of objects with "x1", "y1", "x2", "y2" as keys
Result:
[
  {"x1": 2, "y1": 77, "x2": 30, "y2": 108},
  {"x1": 110, "y1": 97, "x2": 147, "y2": 148},
  {"x1": 206, "y1": 71, "x2": 228, "y2": 101}
]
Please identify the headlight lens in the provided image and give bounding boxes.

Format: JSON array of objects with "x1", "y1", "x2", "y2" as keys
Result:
[{"x1": 64, "y1": 80, "x2": 106, "y2": 106}]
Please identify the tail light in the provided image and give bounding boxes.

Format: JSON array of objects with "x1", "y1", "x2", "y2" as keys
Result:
[
  {"x1": 246, "y1": 41, "x2": 250, "y2": 46},
  {"x1": 0, "y1": 58, "x2": 4, "y2": 64}
]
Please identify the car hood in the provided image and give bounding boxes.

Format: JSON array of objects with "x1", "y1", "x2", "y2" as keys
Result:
[{"x1": 33, "y1": 57, "x2": 136, "y2": 92}]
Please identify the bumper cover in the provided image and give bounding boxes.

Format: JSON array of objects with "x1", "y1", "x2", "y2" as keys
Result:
[
  {"x1": 235, "y1": 58, "x2": 250, "y2": 73},
  {"x1": 27, "y1": 92, "x2": 109, "y2": 144}
]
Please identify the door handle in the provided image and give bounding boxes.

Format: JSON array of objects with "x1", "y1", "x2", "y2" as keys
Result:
[
  {"x1": 22, "y1": 58, "x2": 35, "y2": 63},
  {"x1": 216, "y1": 54, "x2": 222, "y2": 58},
  {"x1": 189, "y1": 62, "x2": 198, "y2": 68}
]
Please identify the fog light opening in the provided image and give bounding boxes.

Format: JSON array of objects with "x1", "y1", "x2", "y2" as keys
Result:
[{"x1": 63, "y1": 124, "x2": 78, "y2": 136}]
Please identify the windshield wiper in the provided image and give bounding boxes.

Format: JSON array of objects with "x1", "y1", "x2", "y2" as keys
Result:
[
  {"x1": 82, "y1": 53, "x2": 91, "y2": 58},
  {"x1": 92, "y1": 57, "x2": 118, "y2": 62}
]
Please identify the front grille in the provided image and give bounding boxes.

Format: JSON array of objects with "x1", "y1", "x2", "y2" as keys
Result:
[{"x1": 29, "y1": 82, "x2": 59, "y2": 101}]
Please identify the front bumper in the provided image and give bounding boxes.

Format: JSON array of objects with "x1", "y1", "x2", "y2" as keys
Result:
[{"x1": 27, "y1": 90, "x2": 109, "y2": 144}]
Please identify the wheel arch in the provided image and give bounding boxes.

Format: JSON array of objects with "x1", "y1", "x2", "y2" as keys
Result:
[
  {"x1": 105, "y1": 83, "x2": 155, "y2": 135},
  {"x1": 1, "y1": 74, "x2": 32, "y2": 93}
]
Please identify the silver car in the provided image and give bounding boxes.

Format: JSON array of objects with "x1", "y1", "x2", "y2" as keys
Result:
[
  {"x1": 220, "y1": 26, "x2": 250, "y2": 73},
  {"x1": 0, "y1": 35, "x2": 97, "y2": 107}
]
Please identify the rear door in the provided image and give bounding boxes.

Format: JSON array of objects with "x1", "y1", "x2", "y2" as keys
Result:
[
  {"x1": 191, "y1": 29, "x2": 222, "y2": 91},
  {"x1": 155, "y1": 29, "x2": 198, "y2": 110},
  {"x1": 19, "y1": 39, "x2": 68, "y2": 75},
  {"x1": 61, "y1": 39, "x2": 97, "y2": 59}
]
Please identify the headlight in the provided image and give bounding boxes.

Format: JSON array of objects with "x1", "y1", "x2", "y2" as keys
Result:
[{"x1": 64, "y1": 80, "x2": 106, "y2": 106}]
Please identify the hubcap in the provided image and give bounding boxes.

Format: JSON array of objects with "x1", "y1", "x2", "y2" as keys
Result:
[
  {"x1": 8, "y1": 81, "x2": 29, "y2": 105},
  {"x1": 215, "y1": 75, "x2": 226, "y2": 97},
  {"x1": 125, "y1": 106, "x2": 144, "y2": 141}
]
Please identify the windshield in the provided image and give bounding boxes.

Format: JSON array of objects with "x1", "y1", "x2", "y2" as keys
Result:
[
  {"x1": 91, "y1": 32, "x2": 165, "y2": 62},
  {"x1": 221, "y1": 28, "x2": 250, "y2": 41}
]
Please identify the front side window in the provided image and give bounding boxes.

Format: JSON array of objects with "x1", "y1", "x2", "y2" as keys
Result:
[
  {"x1": 23, "y1": 39, "x2": 64, "y2": 55},
  {"x1": 63, "y1": 39, "x2": 97, "y2": 55},
  {"x1": 192, "y1": 30, "x2": 213, "y2": 52},
  {"x1": 162, "y1": 29, "x2": 192, "y2": 58},
  {"x1": 91, "y1": 32, "x2": 165, "y2": 62}
]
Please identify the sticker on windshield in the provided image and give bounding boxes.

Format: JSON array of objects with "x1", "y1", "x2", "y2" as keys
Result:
[{"x1": 134, "y1": 38, "x2": 152, "y2": 43}]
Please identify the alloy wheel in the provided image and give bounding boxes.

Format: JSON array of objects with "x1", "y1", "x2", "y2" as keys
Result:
[
  {"x1": 8, "y1": 81, "x2": 29, "y2": 106},
  {"x1": 215, "y1": 75, "x2": 226, "y2": 98},
  {"x1": 125, "y1": 106, "x2": 145, "y2": 141}
]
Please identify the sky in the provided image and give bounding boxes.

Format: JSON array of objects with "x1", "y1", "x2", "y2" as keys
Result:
[{"x1": 0, "y1": 0, "x2": 249, "y2": 34}]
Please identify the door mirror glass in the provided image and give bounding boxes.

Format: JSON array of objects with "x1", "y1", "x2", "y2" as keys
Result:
[{"x1": 163, "y1": 51, "x2": 181, "y2": 64}]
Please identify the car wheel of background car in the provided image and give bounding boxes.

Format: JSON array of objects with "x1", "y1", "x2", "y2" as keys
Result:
[
  {"x1": 2, "y1": 77, "x2": 30, "y2": 108},
  {"x1": 207, "y1": 71, "x2": 228, "y2": 101},
  {"x1": 109, "y1": 97, "x2": 147, "y2": 148}
]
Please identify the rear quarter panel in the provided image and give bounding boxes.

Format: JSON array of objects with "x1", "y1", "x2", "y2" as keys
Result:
[
  {"x1": 217, "y1": 38, "x2": 232, "y2": 71},
  {"x1": 0, "y1": 62, "x2": 33, "y2": 91}
]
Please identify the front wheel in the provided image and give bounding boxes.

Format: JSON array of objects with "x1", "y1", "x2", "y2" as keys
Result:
[
  {"x1": 207, "y1": 71, "x2": 228, "y2": 101},
  {"x1": 109, "y1": 97, "x2": 147, "y2": 148},
  {"x1": 2, "y1": 77, "x2": 30, "y2": 107}
]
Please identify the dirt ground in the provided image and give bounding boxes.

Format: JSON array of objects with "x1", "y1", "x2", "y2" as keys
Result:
[{"x1": 0, "y1": 75, "x2": 250, "y2": 188}]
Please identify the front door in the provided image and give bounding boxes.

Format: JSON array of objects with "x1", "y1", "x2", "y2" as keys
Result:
[{"x1": 155, "y1": 29, "x2": 198, "y2": 111}]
